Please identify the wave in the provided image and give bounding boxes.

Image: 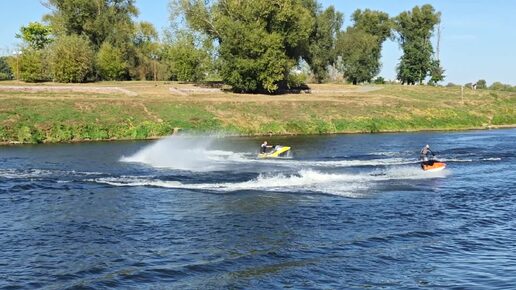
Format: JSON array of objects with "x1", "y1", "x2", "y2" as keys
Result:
[
  {"x1": 439, "y1": 158, "x2": 474, "y2": 163},
  {"x1": 0, "y1": 168, "x2": 103, "y2": 179},
  {"x1": 482, "y1": 157, "x2": 502, "y2": 161},
  {"x1": 93, "y1": 167, "x2": 448, "y2": 197},
  {"x1": 0, "y1": 169, "x2": 54, "y2": 179},
  {"x1": 261, "y1": 157, "x2": 417, "y2": 168}
]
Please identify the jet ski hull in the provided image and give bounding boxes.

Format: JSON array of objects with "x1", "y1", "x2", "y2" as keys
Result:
[
  {"x1": 422, "y1": 161, "x2": 446, "y2": 172},
  {"x1": 258, "y1": 146, "x2": 291, "y2": 158}
]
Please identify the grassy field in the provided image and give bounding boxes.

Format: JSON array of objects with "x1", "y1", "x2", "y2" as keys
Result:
[{"x1": 0, "y1": 80, "x2": 515, "y2": 143}]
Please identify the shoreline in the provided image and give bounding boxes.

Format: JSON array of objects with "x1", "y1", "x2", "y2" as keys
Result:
[
  {"x1": 1, "y1": 124, "x2": 514, "y2": 146},
  {"x1": 1, "y1": 81, "x2": 514, "y2": 145}
]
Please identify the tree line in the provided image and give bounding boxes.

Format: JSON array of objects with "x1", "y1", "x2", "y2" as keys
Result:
[
  {"x1": 453, "y1": 80, "x2": 516, "y2": 92},
  {"x1": 2, "y1": 0, "x2": 448, "y2": 93}
]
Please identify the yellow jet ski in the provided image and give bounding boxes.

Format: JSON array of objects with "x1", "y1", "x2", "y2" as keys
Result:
[{"x1": 258, "y1": 145, "x2": 291, "y2": 158}]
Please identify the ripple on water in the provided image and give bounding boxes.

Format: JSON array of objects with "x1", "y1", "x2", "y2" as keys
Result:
[{"x1": 1, "y1": 129, "x2": 515, "y2": 288}]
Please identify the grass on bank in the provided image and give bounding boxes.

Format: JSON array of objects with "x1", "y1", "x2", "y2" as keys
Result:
[{"x1": 0, "y1": 81, "x2": 515, "y2": 143}]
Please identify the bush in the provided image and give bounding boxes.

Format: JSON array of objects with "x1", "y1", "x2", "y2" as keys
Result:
[
  {"x1": 287, "y1": 71, "x2": 308, "y2": 89},
  {"x1": 96, "y1": 42, "x2": 128, "y2": 81},
  {"x1": 0, "y1": 73, "x2": 10, "y2": 80},
  {"x1": 374, "y1": 76, "x2": 385, "y2": 84},
  {"x1": 0, "y1": 56, "x2": 13, "y2": 80},
  {"x1": 162, "y1": 34, "x2": 210, "y2": 82},
  {"x1": 476, "y1": 79, "x2": 487, "y2": 89},
  {"x1": 18, "y1": 48, "x2": 51, "y2": 82},
  {"x1": 16, "y1": 125, "x2": 44, "y2": 143},
  {"x1": 49, "y1": 35, "x2": 94, "y2": 83},
  {"x1": 489, "y1": 81, "x2": 514, "y2": 92}
]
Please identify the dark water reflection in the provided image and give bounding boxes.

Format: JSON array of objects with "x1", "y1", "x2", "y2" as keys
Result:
[{"x1": 1, "y1": 129, "x2": 515, "y2": 289}]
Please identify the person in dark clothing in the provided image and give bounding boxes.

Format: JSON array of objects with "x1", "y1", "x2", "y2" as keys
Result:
[
  {"x1": 260, "y1": 141, "x2": 272, "y2": 153},
  {"x1": 420, "y1": 144, "x2": 435, "y2": 167}
]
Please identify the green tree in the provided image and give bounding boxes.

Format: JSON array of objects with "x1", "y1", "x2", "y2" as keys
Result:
[
  {"x1": 43, "y1": 0, "x2": 142, "y2": 80},
  {"x1": 395, "y1": 5, "x2": 441, "y2": 84},
  {"x1": 43, "y1": 0, "x2": 138, "y2": 49},
  {"x1": 17, "y1": 48, "x2": 51, "y2": 82},
  {"x1": 96, "y1": 42, "x2": 128, "y2": 80},
  {"x1": 334, "y1": 9, "x2": 391, "y2": 85},
  {"x1": 174, "y1": 0, "x2": 314, "y2": 93},
  {"x1": 352, "y1": 9, "x2": 392, "y2": 43},
  {"x1": 476, "y1": 79, "x2": 487, "y2": 89},
  {"x1": 350, "y1": 9, "x2": 392, "y2": 81},
  {"x1": 374, "y1": 76, "x2": 385, "y2": 84},
  {"x1": 305, "y1": 5, "x2": 343, "y2": 83},
  {"x1": 0, "y1": 56, "x2": 14, "y2": 80},
  {"x1": 49, "y1": 35, "x2": 95, "y2": 82},
  {"x1": 336, "y1": 28, "x2": 379, "y2": 84},
  {"x1": 16, "y1": 22, "x2": 53, "y2": 49},
  {"x1": 132, "y1": 21, "x2": 160, "y2": 80},
  {"x1": 428, "y1": 59, "x2": 445, "y2": 85},
  {"x1": 489, "y1": 82, "x2": 512, "y2": 91},
  {"x1": 162, "y1": 32, "x2": 210, "y2": 82}
]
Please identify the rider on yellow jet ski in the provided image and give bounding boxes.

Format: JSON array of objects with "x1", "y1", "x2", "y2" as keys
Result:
[{"x1": 260, "y1": 141, "x2": 273, "y2": 153}]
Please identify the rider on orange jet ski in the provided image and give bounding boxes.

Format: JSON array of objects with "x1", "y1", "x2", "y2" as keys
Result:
[{"x1": 420, "y1": 144, "x2": 435, "y2": 167}]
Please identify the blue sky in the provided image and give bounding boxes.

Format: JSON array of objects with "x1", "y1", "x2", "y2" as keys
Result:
[{"x1": 1, "y1": 0, "x2": 514, "y2": 85}]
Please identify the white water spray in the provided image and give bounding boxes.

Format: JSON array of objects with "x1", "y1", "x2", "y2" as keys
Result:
[
  {"x1": 94, "y1": 166, "x2": 448, "y2": 197},
  {"x1": 121, "y1": 134, "x2": 240, "y2": 171}
]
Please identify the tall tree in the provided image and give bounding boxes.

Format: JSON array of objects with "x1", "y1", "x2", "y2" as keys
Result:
[
  {"x1": 395, "y1": 4, "x2": 441, "y2": 84},
  {"x1": 43, "y1": 0, "x2": 138, "y2": 49},
  {"x1": 162, "y1": 31, "x2": 210, "y2": 82},
  {"x1": 336, "y1": 9, "x2": 392, "y2": 84},
  {"x1": 16, "y1": 22, "x2": 53, "y2": 49},
  {"x1": 352, "y1": 9, "x2": 392, "y2": 43},
  {"x1": 173, "y1": 0, "x2": 314, "y2": 93},
  {"x1": 336, "y1": 28, "x2": 379, "y2": 84},
  {"x1": 132, "y1": 21, "x2": 160, "y2": 80},
  {"x1": 305, "y1": 4, "x2": 343, "y2": 83}
]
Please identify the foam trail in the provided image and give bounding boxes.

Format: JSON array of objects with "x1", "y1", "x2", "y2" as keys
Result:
[
  {"x1": 219, "y1": 153, "x2": 418, "y2": 168},
  {"x1": 94, "y1": 170, "x2": 366, "y2": 197},
  {"x1": 260, "y1": 158, "x2": 417, "y2": 168},
  {"x1": 482, "y1": 158, "x2": 501, "y2": 161},
  {"x1": 440, "y1": 158, "x2": 473, "y2": 162},
  {"x1": 0, "y1": 169, "x2": 54, "y2": 179},
  {"x1": 0, "y1": 168, "x2": 103, "y2": 179},
  {"x1": 94, "y1": 167, "x2": 448, "y2": 197}
]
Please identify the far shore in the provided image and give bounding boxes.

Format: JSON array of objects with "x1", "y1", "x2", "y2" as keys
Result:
[
  {"x1": 1, "y1": 81, "x2": 515, "y2": 144},
  {"x1": 1, "y1": 124, "x2": 514, "y2": 146}
]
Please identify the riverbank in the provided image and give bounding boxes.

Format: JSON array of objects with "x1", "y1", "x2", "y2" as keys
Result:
[{"x1": 1, "y1": 81, "x2": 515, "y2": 144}]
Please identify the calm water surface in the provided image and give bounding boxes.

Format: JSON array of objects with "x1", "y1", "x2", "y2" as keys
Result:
[{"x1": 1, "y1": 129, "x2": 515, "y2": 289}]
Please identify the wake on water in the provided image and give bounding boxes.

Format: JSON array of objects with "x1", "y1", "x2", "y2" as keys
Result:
[
  {"x1": 95, "y1": 167, "x2": 448, "y2": 197},
  {"x1": 109, "y1": 135, "x2": 450, "y2": 197}
]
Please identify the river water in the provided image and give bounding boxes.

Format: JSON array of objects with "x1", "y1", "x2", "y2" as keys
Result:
[{"x1": 1, "y1": 129, "x2": 515, "y2": 289}]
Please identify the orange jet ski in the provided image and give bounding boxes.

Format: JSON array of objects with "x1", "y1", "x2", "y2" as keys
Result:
[{"x1": 421, "y1": 160, "x2": 446, "y2": 172}]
